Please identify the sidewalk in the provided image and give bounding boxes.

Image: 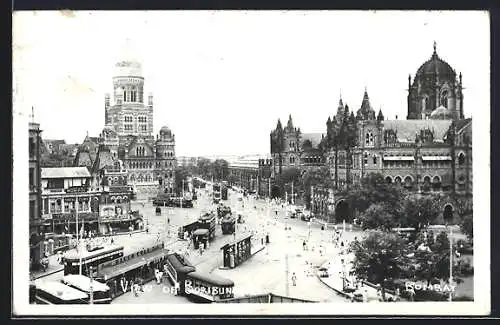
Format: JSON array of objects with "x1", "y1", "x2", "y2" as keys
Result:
[
  {"x1": 316, "y1": 252, "x2": 400, "y2": 302},
  {"x1": 31, "y1": 254, "x2": 64, "y2": 280}
]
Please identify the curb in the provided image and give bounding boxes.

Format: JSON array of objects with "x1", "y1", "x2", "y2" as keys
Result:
[
  {"x1": 316, "y1": 273, "x2": 352, "y2": 300},
  {"x1": 32, "y1": 267, "x2": 64, "y2": 280}
]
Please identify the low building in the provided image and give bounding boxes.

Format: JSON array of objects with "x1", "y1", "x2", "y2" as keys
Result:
[
  {"x1": 40, "y1": 167, "x2": 101, "y2": 234},
  {"x1": 228, "y1": 155, "x2": 271, "y2": 193}
]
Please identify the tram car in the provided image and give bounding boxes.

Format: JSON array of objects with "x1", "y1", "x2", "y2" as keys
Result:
[
  {"x1": 178, "y1": 220, "x2": 200, "y2": 240},
  {"x1": 221, "y1": 214, "x2": 236, "y2": 235},
  {"x1": 198, "y1": 212, "x2": 217, "y2": 241},
  {"x1": 164, "y1": 252, "x2": 196, "y2": 296},
  {"x1": 184, "y1": 271, "x2": 234, "y2": 303},
  {"x1": 217, "y1": 205, "x2": 232, "y2": 218}
]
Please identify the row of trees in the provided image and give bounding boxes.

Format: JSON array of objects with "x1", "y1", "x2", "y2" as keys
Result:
[{"x1": 351, "y1": 230, "x2": 473, "y2": 301}]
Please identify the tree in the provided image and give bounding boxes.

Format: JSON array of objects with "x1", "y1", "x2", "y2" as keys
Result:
[
  {"x1": 460, "y1": 214, "x2": 473, "y2": 240},
  {"x1": 359, "y1": 203, "x2": 398, "y2": 231},
  {"x1": 212, "y1": 159, "x2": 229, "y2": 181},
  {"x1": 174, "y1": 167, "x2": 190, "y2": 195},
  {"x1": 343, "y1": 109, "x2": 358, "y2": 188},
  {"x1": 196, "y1": 158, "x2": 212, "y2": 179},
  {"x1": 351, "y1": 231, "x2": 411, "y2": 301},
  {"x1": 402, "y1": 196, "x2": 440, "y2": 230},
  {"x1": 301, "y1": 139, "x2": 313, "y2": 151},
  {"x1": 301, "y1": 166, "x2": 333, "y2": 209},
  {"x1": 346, "y1": 173, "x2": 405, "y2": 215}
]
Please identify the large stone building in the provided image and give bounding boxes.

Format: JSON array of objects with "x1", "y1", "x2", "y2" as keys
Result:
[
  {"x1": 75, "y1": 55, "x2": 177, "y2": 198},
  {"x1": 270, "y1": 115, "x2": 325, "y2": 177},
  {"x1": 271, "y1": 43, "x2": 472, "y2": 223},
  {"x1": 29, "y1": 122, "x2": 43, "y2": 239}
]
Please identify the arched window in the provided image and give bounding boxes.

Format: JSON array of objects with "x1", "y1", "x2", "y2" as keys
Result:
[
  {"x1": 123, "y1": 90, "x2": 127, "y2": 102},
  {"x1": 432, "y1": 176, "x2": 441, "y2": 191},
  {"x1": 363, "y1": 152, "x2": 368, "y2": 166},
  {"x1": 440, "y1": 90, "x2": 448, "y2": 108},
  {"x1": 394, "y1": 176, "x2": 402, "y2": 184},
  {"x1": 458, "y1": 153, "x2": 465, "y2": 166},
  {"x1": 385, "y1": 176, "x2": 392, "y2": 184},
  {"x1": 404, "y1": 176, "x2": 413, "y2": 188}
]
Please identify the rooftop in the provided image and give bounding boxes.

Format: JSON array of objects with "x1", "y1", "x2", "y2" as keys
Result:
[
  {"x1": 41, "y1": 167, "x2": 92, "y2": 179},
  {"x1": 382, "y1": 119, "x2": 453, "y2": 142}
]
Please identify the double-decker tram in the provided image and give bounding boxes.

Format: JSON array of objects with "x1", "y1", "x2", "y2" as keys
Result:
[
  {"x1": 95, "y1": 243, "x2": 169, "y2": 300},
  {"x1": 164, "y1": 252, "x2": 196, "y2": 296},
  {"x1": 184, "y1": 271, "x2": 234, "y2": 302},
  {"x1": 63, "y1": 244, "x2": 124, "y2": 276},
  {"x1": 33, "y1": 281, "x2": 88, "y2": 304},
  {"x1": 61, "y1": 274, "x2": 111, "y2": 304},
  {"x1": 198, "y1": 212, "x2": 216, "y2": 241},
  {"x1": 221, "y1": 214, "x2": 236, "y2": 235}
]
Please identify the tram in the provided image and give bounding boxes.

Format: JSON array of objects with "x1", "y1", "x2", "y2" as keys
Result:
[
  {"x1": 63, "y1": 244, "x2": 124, "y2": 276},
  {"x1": 61, "y1": 274, "x2": 112, "y2": 304},
  {"x1": 198, "y1": 212, "x2": 217, "y2": 241},
  {"x1": 33, "y1": 281, "x2": 88, "y2": 304},
  {"x1": 163, "y1": 252, "x2": 196, "y2": 296},
  {"x1": 95, "y1": 243, "x2": 169, "y2": 299},
  {"x1": 184, "y1": 271, "x2": 234, "y2": 302},
  {"x1": 221, "y1": 215, "x2": 236, "y2": 235}
]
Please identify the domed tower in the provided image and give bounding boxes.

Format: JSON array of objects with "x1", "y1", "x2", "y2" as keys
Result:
[
  {"x1": 407, "y1": 42, "x2": 464, "y2": 120},
  {"x1": 155, "y1": 126, "x2": 176, "y2": 194},
  {"x1": 105, "y1": 43, "x2": 154, "y2": 139}
]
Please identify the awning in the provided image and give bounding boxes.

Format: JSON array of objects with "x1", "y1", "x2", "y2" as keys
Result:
[
  {"x1": 422, "y1": 156, "x2": 452, "y2": 161},
  {"x1": 383, "y1": 156, "x2": 414, "y2": 161}
]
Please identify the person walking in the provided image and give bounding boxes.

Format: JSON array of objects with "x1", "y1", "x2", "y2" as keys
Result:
[
  {"x1": 291, "y1": 272, "x2": 297, "y2": 286},
  {"x1": 303, "y1": 240, "x2": 307, "y2": 251}
]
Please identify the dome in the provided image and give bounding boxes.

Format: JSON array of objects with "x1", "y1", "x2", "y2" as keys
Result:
[
  {"x1": 415, "y1": 43, "x2": 456, "y2": 78},
  {"x1": 159, "y1": 126, "x2": 172, "y2": 136},
  {"x1": 430, "y1": 105, "x2": 453, "y2": 119}
]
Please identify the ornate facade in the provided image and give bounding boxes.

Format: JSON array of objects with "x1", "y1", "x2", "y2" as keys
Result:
[
  {"x1": 75, "y1": 56, "x2": 177, "y2": 197},
  {"x1": 407, "y1": 42, "x2": 464, "y2": 120},
  {"x1": 270, "y1": 115, "x2": 325, "y2": 177}
]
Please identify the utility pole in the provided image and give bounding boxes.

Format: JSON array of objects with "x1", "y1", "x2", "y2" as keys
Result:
[
  {"x1": 285, "y1": 252, "x2": 289, "y2": 297},
  {"x1": 75, "y1": 194, "x2": 82, "y2": 275},
  {"x1": 89, "y1": 266, "x2": 94, "y2": 304},
  {"x1": 449, "y1": 226, "x2": 453, "y2": 302}
]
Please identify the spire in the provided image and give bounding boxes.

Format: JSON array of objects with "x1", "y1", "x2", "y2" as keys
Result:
[
  {"x1": 432, "y1": 41, "x2": 439, "y2": 60},
  {"x1": 287, "y1": 114, "x2": 294, "y2": 130},
  {"x1": 276, "y1": 119, "x2": 283, "y2": 131},
  {"x1": 377, "y1": 108, "x2": 384, "y2": 121}
]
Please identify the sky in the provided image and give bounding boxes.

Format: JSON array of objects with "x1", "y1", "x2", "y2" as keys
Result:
[{"x1": 13, "y1": 11, "x2": 490, "y2": 157}]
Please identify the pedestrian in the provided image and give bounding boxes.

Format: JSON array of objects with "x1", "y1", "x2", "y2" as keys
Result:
[
  {"x1": 110, "y1": 237, "x2": 114, "y2": 245},
  {"x1": 199, "y1": 244, "x2": 204, "y2": 256},
  {"x1": 303, "y1": 240, "x2": 306, "y2": 251},
  {"x1": 407, "y1": 286, "x2": 415, "y2": 301},
  {"x1": 157, "y1": 270, "x2": 163, "y2": 284},
  {"x1": 395, "y1": 288, "x2": 401, "y2": 302},
  {"x1": 291, "y1": 272, "x2": 297, "y2": 286}
]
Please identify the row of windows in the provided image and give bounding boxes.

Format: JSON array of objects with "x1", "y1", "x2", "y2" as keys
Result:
[
  {"x1": 124, "y1": 116, "x2": 148, "y2": 123},
  {"x1": 129, "y1": 161, "x2": 174, "y2": 169}
]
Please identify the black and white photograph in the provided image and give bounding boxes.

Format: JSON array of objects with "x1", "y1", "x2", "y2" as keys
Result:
[{"x1": 12, "y1": 10, "x2": 490, "y2": 315}]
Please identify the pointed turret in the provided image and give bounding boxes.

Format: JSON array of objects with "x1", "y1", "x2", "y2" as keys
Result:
[
  {"x1": 377, "y1": 108, "x2": 384, "y2": 121},
  {"x1": 286, "y1": 114, "x2": 294, "y2": 131},
  {"x1": 357, "y1": 88, "x2": 376, "y2": 120}
]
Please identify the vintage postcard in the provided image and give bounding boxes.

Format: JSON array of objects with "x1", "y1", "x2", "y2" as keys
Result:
[{"x1": 12, "y1": 10, "x2": 490, "y2": 316}]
